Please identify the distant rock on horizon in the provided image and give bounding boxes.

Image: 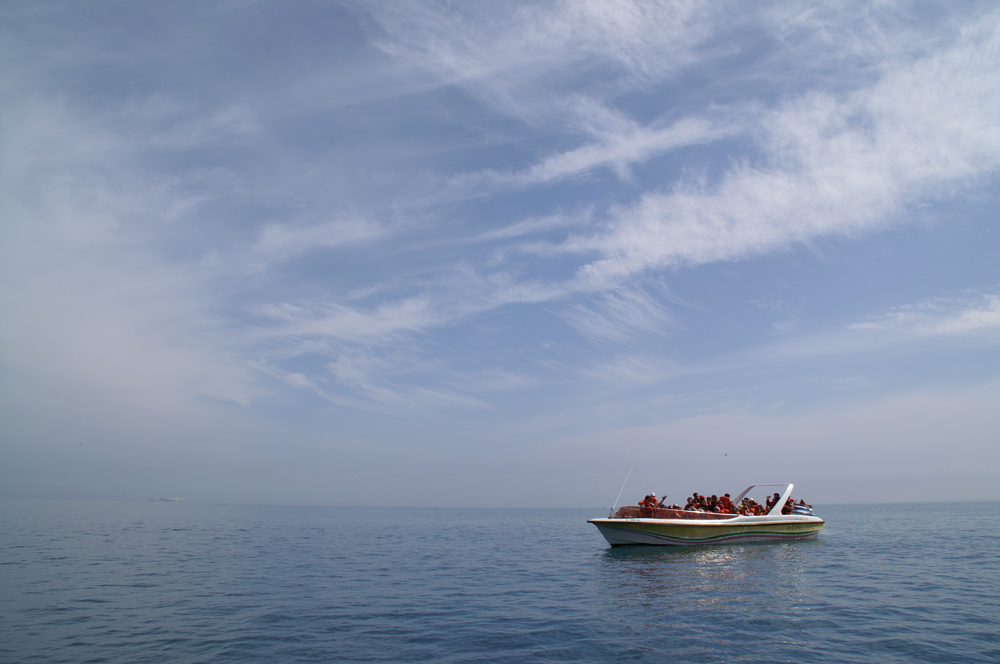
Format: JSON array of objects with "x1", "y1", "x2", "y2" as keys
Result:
[{"x1": 150, "y1": 497, "x2": 187, "y2": 502}]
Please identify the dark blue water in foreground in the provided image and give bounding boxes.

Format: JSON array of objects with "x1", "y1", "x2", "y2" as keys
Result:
[{"x1": 1, "y1": 500, "x2": 998, "y2": 663}]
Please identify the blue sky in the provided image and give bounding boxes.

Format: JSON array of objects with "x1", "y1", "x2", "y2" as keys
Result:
[{"x1": 2, "y1": 1, "x2": 998, "y2": 507}]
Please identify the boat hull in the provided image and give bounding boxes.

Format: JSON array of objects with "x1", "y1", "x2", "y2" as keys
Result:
[{"x1": 588, "y1": 516, "x2": 824, "y2": 546}]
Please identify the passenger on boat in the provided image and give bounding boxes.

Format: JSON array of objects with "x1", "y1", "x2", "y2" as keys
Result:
[
  {"x1": 739, "y1": 497, "x2": 765, "y2": 515},
  {"x1": 639, "y1": 493, "x2": 658, "y2": 508},
  {"x1": 639, "y1": 492, "x2": 812, "y2": 516},
  {"x1": 684, "y1": 493, "x2": 707, "y2": 511}
]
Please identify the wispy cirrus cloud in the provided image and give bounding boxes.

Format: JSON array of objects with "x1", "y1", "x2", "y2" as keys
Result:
[
  {"x1": 244, "y1": 218, "x2": 389, "y2": 271},
  {"x1": 451, "y1": 110, "x2": 733, "y2": 192},
  {"x1": 240, "y1": 4, "x2": 999, "y2": 411},
  {"x1": 251, "y1": 296, "x2": 439, "y2": 344},
  {"x1": 683, "y1": 290, "x2": 1000, "y2": 390},
  {"x1": 571, "y1": 13, "x2": 1000, "y2": 287},
  {"x1": 364, "y1": 1, "x2": 715, "y2": 119},
  {"x1": 560, "y1": 281, "x2": 680, "y2": 346},
  {"x1": 850, "y1": 293, "x2": 1000, "y2": 338}
]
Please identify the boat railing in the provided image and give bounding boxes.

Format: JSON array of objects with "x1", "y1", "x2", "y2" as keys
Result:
[{"x1": 613, "y1": 506, "x2": 737, "y2": 520}]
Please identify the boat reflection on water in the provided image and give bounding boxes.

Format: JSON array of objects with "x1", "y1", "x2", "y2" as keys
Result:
[{"x1": 597, "y1": 539, "x2": 825, "y2": 644}]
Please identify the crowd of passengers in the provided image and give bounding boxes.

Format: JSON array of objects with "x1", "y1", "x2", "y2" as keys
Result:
[{"x1": 638, "y1": 492, "x2": 812, "y2": 515}]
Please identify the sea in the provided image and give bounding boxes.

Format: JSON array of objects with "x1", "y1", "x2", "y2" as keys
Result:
[{"x1": 1, "y1": 499, "x2": 997, "y2": 663}]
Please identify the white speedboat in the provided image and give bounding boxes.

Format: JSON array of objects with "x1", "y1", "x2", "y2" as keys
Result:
[{"x1": 588, "y1": 483, "x2": 824, "y2": 547}]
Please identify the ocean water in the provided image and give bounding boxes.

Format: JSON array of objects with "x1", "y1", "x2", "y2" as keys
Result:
[{"x1": 1, "y1": 500, "x2": 997, "y2": 663}]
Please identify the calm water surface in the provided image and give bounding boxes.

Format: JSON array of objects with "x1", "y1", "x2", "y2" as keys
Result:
[{"x1": 1, "y1": 500, "x2": 997, "y2": 663}]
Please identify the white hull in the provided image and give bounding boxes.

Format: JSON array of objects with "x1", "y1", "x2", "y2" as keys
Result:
[{"x1": 589, "y1": 514, "x2": 824, "y2": 546}]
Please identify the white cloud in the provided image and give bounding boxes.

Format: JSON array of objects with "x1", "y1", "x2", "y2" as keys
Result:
[
  {"x1": 252, "y1": 296, "x2": 439, "y2": 344},
  {"x1": 560, "y1": 281, "x2": 679, "y2": 345},
  {"x1": 365, "y1": 1, "x2": 714, "y2": 125},
  {"x1": 247, "y1": 218, "x2": 388, "y2": 268},
  {"x1": 454, "y1": 112, "x2": 732, "y2": 191},
  {"x1": 318, "y1": 350, "x2": 489, "y2": 413},
  {"x1": 574, "y1": 353, "x2": 680, "y2": 389},
  {"x1": 571, "y1": 14, "x2": 1000, "y2": 287},
  {"x1": 851, "y1": 293, "x2": 1000, "y2": 338},
  {"x1": 669, "y1": 290, "x2": 1000, "y2": 393}
]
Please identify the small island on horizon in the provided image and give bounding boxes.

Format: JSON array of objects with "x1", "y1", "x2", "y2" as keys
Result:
[{"x1": 149, "y1": 497, "x2": 187, "y2": 502}]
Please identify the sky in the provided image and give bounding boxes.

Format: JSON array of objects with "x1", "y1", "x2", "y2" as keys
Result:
[{"x1": 2, "y1": 1, "x2": 998, "y2": 508}]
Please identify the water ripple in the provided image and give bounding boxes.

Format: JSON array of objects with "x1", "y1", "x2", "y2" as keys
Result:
[{"x1": 1, "y1": 500, "x2": 997, "y2": 663}]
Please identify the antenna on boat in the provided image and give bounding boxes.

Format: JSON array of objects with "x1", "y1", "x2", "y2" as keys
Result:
[{"x1": 609, "y1": 465, "x2": 634, "y2": 518}]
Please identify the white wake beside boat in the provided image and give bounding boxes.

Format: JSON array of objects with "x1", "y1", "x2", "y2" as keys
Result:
[{"x1": 588, "y1": 483, "x2": 824, "y2": 547}]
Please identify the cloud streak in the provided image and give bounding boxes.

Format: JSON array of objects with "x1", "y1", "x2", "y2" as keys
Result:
[
  {"x1": 851, "y1": 293, "x2": 1000, "y2": 338},
  {"x1": 572, "y1": 15, "x2": 1000, "y2": 287}
]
